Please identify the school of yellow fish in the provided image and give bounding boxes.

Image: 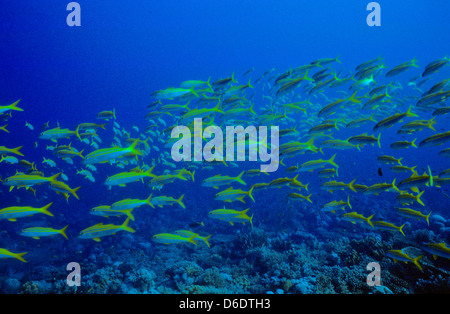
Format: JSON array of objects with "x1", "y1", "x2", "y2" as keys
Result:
[{"x1": 1, "y1": 55, "x2": 449, "y2": 271}]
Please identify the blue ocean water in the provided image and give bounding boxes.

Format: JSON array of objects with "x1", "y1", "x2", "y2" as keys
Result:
[{"x1": 0, "y1": 1, "x2": 449, "y2": 294}]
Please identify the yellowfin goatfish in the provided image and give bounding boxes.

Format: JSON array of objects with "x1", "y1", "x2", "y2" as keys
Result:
[
  {"x1": 419, "y1": 131, "x2": 450, "y2": 147},
  {"x1": 20, "y1": 225, "x2": 69, "y2": 240},
  {"x1": 90, "y1": 205, "x2": 135, "y2": 221},
  {"x1": 372, "y1": 221, "x2": 406, "y2": 236},
  {"x1": 298, "y1": 154, "x2": 338, "y2": 172},
  {"x1": 0, "y1": 99, "x2": 23, "y2": 114},
  {"x1": 39, "y1": 127, "x2": 81, "y2": 142},
  {"x1": 363, "y1": 178, "x2": 400, "y2": 195},
  {"x1": 105, "y1": 167, "x2": 156, "y2": 187},
  {"x1": 372, "y1": 106, "x2": 418, "y2": 131},
  {"x1": 202, "y1": 171, "x2": 247, "y2": 189},
  {"x1": 151, "y1": 87, "x2": 198, "y2": 100},
  {"x1": 111, "y1": 194, "x2": 155, "y2": 210},
  {"x1": 390, "y1": 139, "x2": 417, "y2": 150},
  {"x1": 397, "y1": 171, "x2": 434, "y2": 191},
  {"x1": 2, "y1": 172, "x2": 60, "y2": 188},
  {"x1": 152, "y1": 233, "x2": 197, "y2": 245},
  {"x1": 208, "y1": 208, "x2": 253, "y2": 228},
  {"x1": 396, "y1": 191, "x2": 425, "y2": 206},
  {"x1": 377, "y1": 155, "x2": 403, "y2": 165},
  {"x1": 321, "y1": 179, "x2": 357, "y2": 193},
  {"x1": 78, "y1": 217, "x2": 135, "y2": 242},
  {"x1": 341, "y1": 212, "x2": 374, "y2": 228},
  {"x1": 214, "y1": 187, "x2": 255, "y2": 203},
  {"x1": 287, "y1": 193, "x2": 312, "y2": 203},
  {"x1": 152, "y1": 194, "x2": 185, "y2": 209},
  {"x1": 48, "y1": 181, "x2": 81, "y2": 200},
  {"x1": 0, "y1": 248, "x2": 27, "y2": 263},
  {"x1": 0, "y1": 203, "x2": 53, "y2": 222},
  {"x1": 321, "y1": 195, "x2": 352, "y2": 213},
  {"x1": 396, "y1": 208, "x2": 431, "y2": 225},
  {"x1": 174, "y1": 230, "x2": 212, "y2": 248},
  {"x1": 83, "y1": 138, "x2": 142, "y2": 165},
  {"x1": 0, "y1": 145, "x2": 24, "y2": 156},
  {"x1": 96, "y1": 109, "x2": 116, "y2": 120},
  {"x1": 422, "y1": 243, "x2": 450, "y2": 261},
  {"x1": 386, "y1": 249, "x2": 423, "y2": 271},
  {"x1": 347, "y1": 133, "x2": 381, "y2": 148}
]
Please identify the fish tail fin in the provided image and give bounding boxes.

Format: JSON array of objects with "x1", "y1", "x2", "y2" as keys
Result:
[
  {"x1": 0, "y1": 124, "x2": 9, "y2": 133},
  {"x1": 347, "y1": 195, "x2": 352, "y2": 209},
  {"x1": 214, "y1": 101, "x2": 224, "y2": 114},
  {"x1": 40, "y1": 202, "x2": 54, "y2": 217},
  {"x1": 11, "y1": 146, "x2": 24, "y2": 156},
  {"x1": 124, "y1": 208, "x2": 135, "y2": 221},
  {"x1": 235, "y1": 171, "x2": 247, "y2": 186},
  {"x1": 348, "y1": 178, "x2": 357, "y2": 192},
  {"x1": 190, "y1": 87, "x2": 199, "y2": 97},
  {"x1": 247, "y1": 186, "x2": 255, "y2": 202},
  {"x1": 10, "y1": 99, "x2": 23, "y2": 111},
  {"x1": 304, "y1": 182, "x2": 309, "y2": 192},
  {"x1": 121, "y1": 217, "x2": 136, "y2": 233},
  {"x1": 427, "y1": 117, "x2": 436, "y2": 131},
  {"x1": 413, "y1": 255, "x2": 424, "y2": 271},
  {"x1": 206, "y1": 76, "x2": 212, "y2": 88},
  {"x1": 406, "y1": 105, "x2": 419, "y2": 118},
  {"x1": 72, "y1": 186, "x2": 81, "y2": 200},
  {"x1": 249, "y1": 102, "x2": 257, "y2": 115},
  {"x1": 411, "y1": 138, "x2": 417, "y2": 148},
  {"x1": 348, "y1": 91, "x2": 361, "y2": 104},
  {"x1": 112, "y1": 108, "x2": 116, "y2": 120},
  {"x1": 399, "y1": 224, "x2": 406, "y2": 237},
  {"x1": 306, "y1": 194, "x2": 313, "y2": 203},
  {"x1": 145, "y1": 165, "x2": 156, "y2": 177},
  {"x1": 128, "y1": 138, "x2": 143, "y2": 156},
  {"x1": 425, "y1": 212, "x2": 431, "y2": 226},
  {"x1": 427, "y1": 165, "x2": 433, "y2": 187},
  {"x1": 249, "y1": 214, "x2": 254, "y2": 229},
  {"x1": 328, "y1": 153, "x2": 339, "y2": 168},
  {"x1": 175, "y1": 172, "x2": 188, "y2": 181},
  {"x1": 177, "y1": 194, "x2": 186, "y2": 209},
  {"x1": 49, "y1": 172, "x2": 61, "y2": 183},
  {"x1": 416, "y1": 191, "x2": 425, "y2": 206},
  {"x1": 146, "y1": 194, "x2": 155, "y2": 208},
  {"x1": 77, "y1": 149, "x2": 85, "y2": 159},
  {"x1": 187, "y1": 235, "x2": 198, "y2": 245},
  {"x1": 367, "y1": 214, "x2": 375, "y2": 228},
  {"x1": 15, "y1": 252, "x2": 27, "y2": 263},
  {"x1": 60, "y1": 225, "x2": 69, "y2": 240},
  {"x1": 247, "y1": 77, "x2": 254, "y2": 89},
  {"x1": 391, "y1": 178, "x2": 401, "y2": 193},
  {"x1": 99, "y1": 123, "x2": 107, "y2": 130},
  {"x1": 302, "y1": 69, "x2": 314, "y2": 82},
  {"x1": 191, "y1": 170, "x2": 195, "y2": 182},
  {"x1": 410, "y1": 57, "x2": 420, "y2": 68},
  {"x1": 203, "y1": 235, "x2": 212, "y2": 248},
  {"x1": 231, "y1": 71, "x2": 237, "y2": 83},
  {"x1": 74, "y1": 125, "x2": 82, "y2": 142}
]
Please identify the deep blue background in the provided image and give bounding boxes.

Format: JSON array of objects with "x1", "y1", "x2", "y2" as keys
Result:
[{"x1": 1, "y1": 1, "x2": 449, "y2": 128}]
